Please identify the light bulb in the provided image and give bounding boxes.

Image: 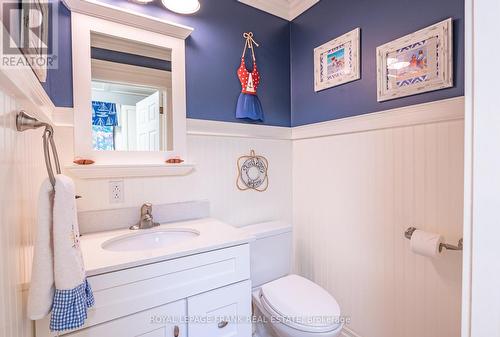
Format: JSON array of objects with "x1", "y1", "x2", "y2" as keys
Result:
[
  {"x1": 161, "y1": 0, "x2": 200, "y2": 14},
  {"x1": 131, "y1": 0, "x2": 155, "y2": 4}
]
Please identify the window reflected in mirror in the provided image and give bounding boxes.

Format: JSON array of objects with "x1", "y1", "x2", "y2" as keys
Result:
[{"x1": 90, "y1": 32, "x2": 173, "y2": 152}]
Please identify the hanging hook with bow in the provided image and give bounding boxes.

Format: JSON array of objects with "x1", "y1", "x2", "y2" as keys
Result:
[{"x1": 242, "y1": 32, "x2": 260, "y2": 60}]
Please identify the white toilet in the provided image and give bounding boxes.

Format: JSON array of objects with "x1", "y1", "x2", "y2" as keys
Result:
[{"x1": 240, "y1": 222, "x2": 343, "y2": 337}]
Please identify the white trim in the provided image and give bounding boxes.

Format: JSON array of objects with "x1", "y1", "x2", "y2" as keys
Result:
[
  {"x1": 0, "y1": 23, "x2": 55, "y2": 122},
  {"x1": 288, "y1": 0, "x2": 319, "y2": 20},
  {"x1": 63, "y1": 0, "x2": 193, "y2": 39},
  {"x1": 53, "y1": 113, "x2": 293, "y2": 140},
  {"x1": 65, "y1": 163, "x2": 195, "y2": 179},
  {"x1": 465, "y1": 1, "x2": 500, "y2": 336},
  {"x1": 461, "y1": 1, "x2": 473, "y2": 336},
  {"x1": 60, "y1": 98, "x2": 465, "y2": 142},
  {"x1": 187, "y1": 119, "x2": 292, "y2": 140},
  {"x1": 71, "y1": 13, "x2": 187, "y2": 164},
  {"x1": 91, "y1": 33, "x2": 172, "y2": 61},
  {"x1": 91, "y1": 59, "x2": 172, "y2": 89},
  {"x1": 237, "y1": 0, "x2": 318, "y2": 21},
  {"x1": 341, "y1": 327, "x2": 362, "y2": 337},
  {"x1": 0, "y1": 66, "x2": 55, "y2": 121},
  {"x1": 238, "y1": 0, "x2": 290, "y2": 20},
  {"x1": 52, "y1": 107, "x2": 75, "y2": 126},
  {"x1": 291, "y1": 96, "x2": 464, "y2": 140}
]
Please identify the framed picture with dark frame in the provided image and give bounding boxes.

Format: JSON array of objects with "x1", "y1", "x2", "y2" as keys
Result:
[
  {"x1": 314, "y1": 27, "x2": 360, "y2": 92},
  {"x1": 376, "y1": 18, "x2": 453, "y2": 102}
]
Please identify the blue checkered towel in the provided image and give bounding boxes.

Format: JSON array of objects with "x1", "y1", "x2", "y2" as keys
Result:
[{"x1": 50, "y1": 279, "x2": 95, "y2": 332}]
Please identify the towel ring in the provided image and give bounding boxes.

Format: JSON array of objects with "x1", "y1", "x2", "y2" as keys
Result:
[
  {"x1": 16, "y1": 111, "x2": 81, "y2": 199},
  {"x1": 17, "y1": 111, "x2": 61, "y2": 187}
]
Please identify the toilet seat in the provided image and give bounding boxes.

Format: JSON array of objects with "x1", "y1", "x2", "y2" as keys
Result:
[{"x1": 259, "y1": 274, "x2": 342, "y2": 334}]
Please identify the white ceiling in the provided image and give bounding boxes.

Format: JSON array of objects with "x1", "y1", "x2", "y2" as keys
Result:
[{"x1": 238, "y1": 0, "x2": 319, "y2": 21}]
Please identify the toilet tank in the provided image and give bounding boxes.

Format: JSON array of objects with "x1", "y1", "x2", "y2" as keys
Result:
[{"x1": 239, "y1": 221, "x2": 292, "y2": 287}]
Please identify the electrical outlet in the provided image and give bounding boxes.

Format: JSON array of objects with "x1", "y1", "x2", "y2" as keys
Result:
[{"x1": 109, "y1": 180, "x2": 124, "y2": 204}]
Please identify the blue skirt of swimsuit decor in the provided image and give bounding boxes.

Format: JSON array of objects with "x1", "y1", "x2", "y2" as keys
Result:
[{"x1": 236, "y1": 92, "x2": 264, "y2": 121}]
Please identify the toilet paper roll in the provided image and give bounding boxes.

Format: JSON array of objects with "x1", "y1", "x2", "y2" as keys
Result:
[{"x1": 410, "y1": 230, "x2": 443, "y2": 257}]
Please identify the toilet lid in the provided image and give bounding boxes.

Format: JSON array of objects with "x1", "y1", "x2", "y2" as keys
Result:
[{"x1": 260, "y1": 274, "x2": 342, "y2": 333}]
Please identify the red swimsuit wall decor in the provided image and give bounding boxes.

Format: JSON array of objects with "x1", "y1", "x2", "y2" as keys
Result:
[{"x1": 236, "y1": 32, "x2": 264, "y2": 121}]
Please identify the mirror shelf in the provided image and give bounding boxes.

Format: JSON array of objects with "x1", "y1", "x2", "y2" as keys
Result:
[{"x1": 65, "y1": 163, "x2": 195, "y2": 179}]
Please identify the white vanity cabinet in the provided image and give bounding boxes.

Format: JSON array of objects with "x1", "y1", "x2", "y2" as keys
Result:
[
  {"x1": 188, "y1": 280, "x2": 252, "y2": 337},
  {"x1": 35, "y1": 244, "x2": 252, "y2": 337},
  {"x1": 65, "y1": 299, "x2": 187, "y2": 337}
]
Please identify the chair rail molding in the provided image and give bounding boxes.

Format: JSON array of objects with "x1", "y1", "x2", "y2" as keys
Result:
[
  {"x1": 187, "y1": 119, "x2": 292, "y2": 140},
  {"x1": 291, "y1": 96, "x2": 465, "y2": 140},
  {"x1": 0, "y1": 23, "x2": 55, "y2": 122}
]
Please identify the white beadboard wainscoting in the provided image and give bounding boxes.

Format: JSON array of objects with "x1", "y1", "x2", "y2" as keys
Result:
[
  {"x1": 54, "y1": 123, "x2": 293, "y2": 228},
  {"x1": 0, "y1": 88, "x2": 49, "y2": 336},
  {"x1": 292, "y1": 97, "x2": 464, "y2": 337}
]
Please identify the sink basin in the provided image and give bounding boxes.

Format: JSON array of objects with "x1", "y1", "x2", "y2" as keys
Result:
[{"x1": 101, "y1": 228, "x2": 200, "y2": 252}]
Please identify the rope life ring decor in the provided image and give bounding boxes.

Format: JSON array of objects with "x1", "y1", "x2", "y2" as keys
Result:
[{"x1": 236, "y1": 149, "x2": 269, "y2": 192}]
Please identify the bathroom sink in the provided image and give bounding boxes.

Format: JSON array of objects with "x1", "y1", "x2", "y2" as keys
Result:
[{"x1": 101, "y1": 228, "x2": 200, "y2": 252}]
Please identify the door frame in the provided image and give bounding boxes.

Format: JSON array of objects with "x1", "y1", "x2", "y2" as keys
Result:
[{"x1": 462, "y1": 0, "x2": 500, "y2": 336}]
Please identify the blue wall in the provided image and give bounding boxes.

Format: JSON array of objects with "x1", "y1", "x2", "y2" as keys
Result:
[
  {"x1": 43, "y1": 0, "x2": 465, "y2": 127},
  {"x1": 45, "y1": 0, "x2": 292, "y2": 127},
  {"x1": 42, "y1": 1, "x2": 73, "y2": 107},
  {"x1": 290, "y1": 0, "x2": 464, "y2": 126}
]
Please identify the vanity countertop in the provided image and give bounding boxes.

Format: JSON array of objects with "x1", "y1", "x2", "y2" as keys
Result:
[{"x1": 80, "y1": 218, "x2": 254, "y2": 276}]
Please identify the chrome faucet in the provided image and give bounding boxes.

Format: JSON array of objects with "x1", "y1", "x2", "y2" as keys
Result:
[{"x1": 130, "y1": 203, "x2": 160, "y2": 230}]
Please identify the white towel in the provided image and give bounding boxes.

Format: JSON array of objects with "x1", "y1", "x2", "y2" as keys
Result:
[
  {"x1": 53, "y1": 175, "x2": 86, "y2": 289},
  {"x1": 28, "y1": 175, "x2": 94, "y2": 331},
  {"x1": 27, "y1": 178, "x2": 55, "y2": 319}
]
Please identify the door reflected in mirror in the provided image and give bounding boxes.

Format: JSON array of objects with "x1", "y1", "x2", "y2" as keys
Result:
[
  {"x1": 90, "y1": 32, "x2": 173, "y2": 152},
  {"x1": 91, "y1": 81, "x2": 165, "y2": 151}
]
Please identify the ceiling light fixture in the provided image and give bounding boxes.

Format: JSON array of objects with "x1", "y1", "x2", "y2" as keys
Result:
[
  {"x1": 161, "y1": 0, "x2": 200, "y2": 14},
  {"x1": 131, "y1": 0, "x2": 155, "y2": 4}
]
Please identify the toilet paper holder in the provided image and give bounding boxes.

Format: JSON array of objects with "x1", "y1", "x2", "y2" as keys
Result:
[{"x1": 404, "y1": 227, "x2": 463, "y2": 252}]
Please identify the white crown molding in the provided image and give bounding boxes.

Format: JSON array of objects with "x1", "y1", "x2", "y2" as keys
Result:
[
  {"x1": 187, "y1": 118, "x2": 292, "y2": 140},
  {"x1": 62, "y1": 0, "x2": 194, "y2": 39},
  {"x1": 238, "y1": 0, "x2": 290, "y2": 20},
  {"x1": 288, "y1": 0, "x2": 319, "y2": 20},
  {"x1": 291, "y1": 96, "x2": 465, "y2": 140},
  {"x1": 238, "y1": 0, "x2": 319, "y2": 21}
]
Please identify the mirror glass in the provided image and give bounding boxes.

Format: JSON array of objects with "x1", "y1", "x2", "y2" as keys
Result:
[{"x1": 90, "y1": 32, "x2": 173, "y2": 152}]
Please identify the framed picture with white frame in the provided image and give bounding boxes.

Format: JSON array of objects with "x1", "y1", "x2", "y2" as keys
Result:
[
  {"x1": 314, "y1": 27, "x2": 360, "y2": 92},
  {"x1": 376, "y1": 18, "x2": 453, "y2": 102}
]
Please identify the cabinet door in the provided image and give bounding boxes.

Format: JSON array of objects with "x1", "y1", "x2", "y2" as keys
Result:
[
  {"x1": 65, "y1": 299, "x2": 187, "y2": 337},
  {"x1": 187, "y1": 280, "x2": 252, "y2": 337}
]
